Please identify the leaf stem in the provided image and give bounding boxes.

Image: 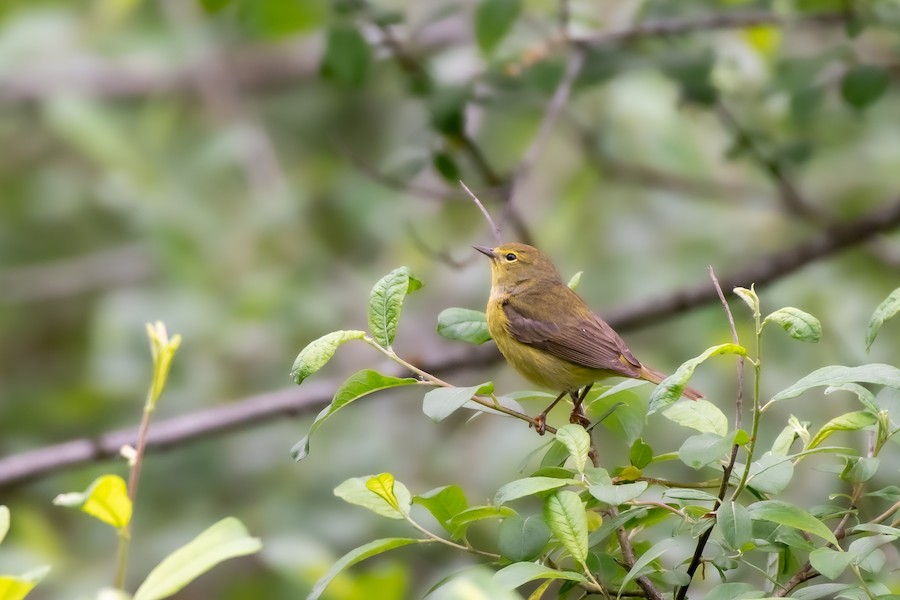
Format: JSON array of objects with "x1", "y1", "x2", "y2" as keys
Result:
[
  {"x1": 363, "y1": 337, "x2": 554, "y2": 432},
  {"x1": 402, "y1": 513, "x2": 499, "y2": 559}
]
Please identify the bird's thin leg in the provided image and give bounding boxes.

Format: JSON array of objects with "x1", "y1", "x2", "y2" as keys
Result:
[
  {"x1": 569, "y1": 384, "x2": 593, "y2": 428},
  {"x1": 534, "y1": 390, "x2": 568, "y2": 436}
]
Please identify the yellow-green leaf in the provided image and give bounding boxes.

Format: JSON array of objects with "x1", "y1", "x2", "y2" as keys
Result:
[
  {"x1": 53, "y1": 475, "x2": 132, "y2": 529},
  {"x1": 555, "y1": 424, "x2": 591, "y2": 474},
  {"x1": 762, "y1": 307, "x2": 822, "y2": 343},
  {"x1": 809, "y1": 411, "x2": 877, "y2": 449},
  {"x1": 366, "y1": 473, "x2": 401, "y2": 511},
  {"x1": 0, "y1": 566, "x2": 50, "y2": 600},
  {"x1": 543, "y1": 491, "x2": 588, "y2": 566},
  {"x1": 368, "y1": 267, "x2": 422, "y2": 348},
  {"x1": 649, "y1": 344, "x2": 746, "y2": 414}
]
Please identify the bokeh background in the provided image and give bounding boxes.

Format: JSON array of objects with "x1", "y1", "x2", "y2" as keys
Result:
[{"x1": 1, "y1": 0, "x2": 900, "y2": 598}]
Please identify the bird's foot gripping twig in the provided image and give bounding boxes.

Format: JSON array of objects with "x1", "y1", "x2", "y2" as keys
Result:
[{"x1": 532, "y1": 390, "x2": 568, "y2": 435}]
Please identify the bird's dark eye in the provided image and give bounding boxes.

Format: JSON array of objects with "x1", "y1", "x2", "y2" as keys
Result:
[{"x1": 505, "y1": 253, "x2": 517, "y2": 262}]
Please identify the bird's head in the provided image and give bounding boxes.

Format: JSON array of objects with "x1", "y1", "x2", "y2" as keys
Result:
[{"x1": 474, "y1": 242, "x2": 562, "y2": 290}]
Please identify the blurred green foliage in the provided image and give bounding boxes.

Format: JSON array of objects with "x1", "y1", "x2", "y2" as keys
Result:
[{"x1": 1, "y1": 0, "x2": 900, "y2": 598}]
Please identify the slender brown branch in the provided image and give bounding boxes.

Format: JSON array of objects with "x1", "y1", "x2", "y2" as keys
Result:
[
  {"x1": 460, "y1": 180, "x2": 502, "y2": 244},
  {"x1": 4, "y1": 197, "x2": 900, "y2": 488},
  {"x1": 604, "y1": 197, "x2": 900, "y2": 331},
  {"x1": 610, "y1": 506, "x2": 665, "y2": 600}
]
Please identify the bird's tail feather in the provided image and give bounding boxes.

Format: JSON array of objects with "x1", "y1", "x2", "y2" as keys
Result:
[{"x1": 639, "y1": 366, "x2": 703, "y2": 401}]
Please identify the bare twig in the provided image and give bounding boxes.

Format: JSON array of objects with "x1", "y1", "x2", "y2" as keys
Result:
[
  {"x1": 604, "y1": 198, "x2": 900, "y2": 331},
  {"x1": 611, "y1": 506, "x2": 666, "y2": 600},
  {"x1": 460, "y1": 180, "x2": 503, "y2": 244}
]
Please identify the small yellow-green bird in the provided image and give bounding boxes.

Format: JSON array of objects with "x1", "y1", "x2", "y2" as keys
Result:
[{"x1": 475, "y1": 242, "x2": 701, "y2": 434}]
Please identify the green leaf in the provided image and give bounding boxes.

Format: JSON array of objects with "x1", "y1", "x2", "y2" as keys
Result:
[
  {"x1": 678, "y1": 432, "x2": 733, "y2": 470},
  {"x1": 866, "y1": 287, "x2": 900, "y2": 350},
  {"x1": 448, "y1": 505, "x2": 517, "y2": 532},
  {"x1": 334, "y1": 474, "x2": 412, "y2": 520},
  {"x1": 492, "y1": 561, "x2": 586, "y2": 590},
  {"x1": 791, "y1": 584, "x2": 858, "y2": 600},
  {"x1": 290, "y1": 330, "x2": 366, "y2": 385},
  {"x1": 662, "y1": 488, "x2": 717, "y2": 503},
  {"x1": 414, "y1": 486, "x2": 468, "y2": 533},
  {"x1": 771, "y1": 425, "x2": 798, "y2": 456},
  {"x1": 428, "y1": 86, "x2": 468, "y2": 136},
  {"x1": 320, "y1": 25, "x2": 372, "y2": 88},
  {"x1": 619, "y1": 538, "x2": 677, "y2": 594},
  {"x1": 809, "y1": 411, "x2": 877, "y2": 449},
  {"x1": 841, "y1": 456, "x2": 879, "y2": 483},
  {"x1": 717, "y1": 501, "x2": 751, "y2": 550},
  {"x1": 368, "y1": 267, "x2": 422, "y2": 348},
  {"x1": 841, "y1": 65, "x2": 890, "y2": 110},
  {"x1": 543, "y1": 491, "x2": 588, "y2": 565},
  {"x1": 555, "y1": 424, "x2": 591, "y2": 474},
  {"x1": 0, "y1": 506, "x2": 8, "y2": 545},
  {"x1": 847, "y1": 538, "x2": 887, "y2": 575},
  {"x1": 495, "y1": 477, "x2": 579, "y2": 505},
  {"x1": 497, "y1": 516, "x2": 552, "y2": 562},
  {"x1": 866, "y1": 485, "x2": 900, "y2": 501},
  {"x1": 53, "y1": 474, "x2": 132, "y2": 530},
  {"x1": 704, "y1": 583, "x2": 758, "y2": 600},
  {"x1": 629, "y1": 438, "x2": 653, "y2": 469},
  {"x1": 588, "y1": 481, "x2": 648, "y2": 506},
  {"x1": 133, "y1": 518, "x2": 261, "y2": 600},
  {"x1": 748, "y1": 500, "x2": 839, "y2": 546},
  {"x1": 762, "y1": 307, "x2": 822, "y2": 343},
  {"x1": 305, "y1": 538, "x2": 427, "y2": 600},
  {"x1": 771, "y1": 364, "x2": 900, "y2": 403},
  {"x1": 0, "y1": 566, "x2": 50, "y2": 600},
  {"x1": 663, "y1": 399, "x2": 728, "y2": 436},
  {"x1": 474, "y1": 0, "x2": 521, "y2": 54},
  {"x1": 567, "y1": 271, "x2": 583, "y2": 290},
  {"x1": 746, "y1": 453, "x2": 794, "y2": 494},
  {"x1": 432, "y1": 151, "x2": 460, "y2": 182},
  {"x1": 423, "y1": 384, "x2": 489, "y2": 422},
  {"x1": 291, "y1": 369, "x2": 417, "y2": 460},
  {"x1": 809, "y1": 547, "x2": 853, "y2": 580},
  {"x1": 852, "y1": 523, "x2": 900, "y2": 536},
  {"x1": 649, "y1": 344, "x2": 746, "y2": 413},
  {"x1": 437, "y1": 308, "x2": 491, "y2": 345}
]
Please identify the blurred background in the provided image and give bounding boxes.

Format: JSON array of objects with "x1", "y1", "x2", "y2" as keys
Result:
[{"x1": 1, "y1": 0, "x2": 899, "y2": 598}]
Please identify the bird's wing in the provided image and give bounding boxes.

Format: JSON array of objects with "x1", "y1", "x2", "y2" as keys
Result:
[{"x1": 503, "y1": 297, "x2": 641, "y2": 378}]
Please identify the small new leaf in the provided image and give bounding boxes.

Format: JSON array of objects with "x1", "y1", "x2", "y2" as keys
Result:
[
  {"x1": 762, "y1": 307, "x2": 822, "y2": 343},
  {"x1": 0, "y1": 505, "x2": 8, "y2": 545},
  {"x1": 437, "y1": 308, "x2": 491, "y2": 344},
  {"x1": 368, "y1": 267, "x2": 423, "y2": 348},
  {"x1": 866, "y1": 287, "x2": 900, "y2": 351},
  {"x1": 567, "y1": 271, "x2": 583, "y2": 290},
  {"x1": 53, "y1": 474, "x2": 132, "y2": 530},
  {"x1": 733, "y1": 285, "x2": 760, "y2": 319},
  {"x1": 366, "y1": 473, "x2": 401, "y2": 512},
  {"x1": 290, "y1": 330, "x2": 366, "y2": 385}
]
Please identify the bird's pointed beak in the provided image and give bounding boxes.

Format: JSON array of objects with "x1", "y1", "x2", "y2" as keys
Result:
[{"x1": 473, "y1": 245, "x2": 496, "y2": 260}]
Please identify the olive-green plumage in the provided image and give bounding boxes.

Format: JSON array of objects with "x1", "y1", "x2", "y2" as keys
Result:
[{"x1": 475, "y1": 242, "x2": 702, "y2": 401}]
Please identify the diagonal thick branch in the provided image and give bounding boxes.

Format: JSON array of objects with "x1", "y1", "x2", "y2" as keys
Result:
[{"x1": 2, "y1": 198, "x2": 900, "y2": 489}]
